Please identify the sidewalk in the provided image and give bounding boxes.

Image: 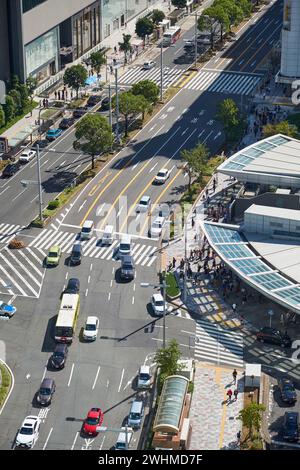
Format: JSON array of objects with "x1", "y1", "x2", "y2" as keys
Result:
[{"x1": 189, "y1": 362, "x2": 244, "y2": 450}]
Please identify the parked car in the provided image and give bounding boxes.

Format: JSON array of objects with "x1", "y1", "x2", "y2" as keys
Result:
[
  {"x1": 278, "y1": 378, "x2": 297, "y2": 404},
  {"x1": 256, "y1": 327, "x2": 292, "y2": 347},
  {"x1": 59, "y1": 117, "x2": 75, "y2": 129},
  {"x1": 151, "y1": 293, "x2": 164, "y2": 316},
  {"x1": 137, "y1": 365, "x2": 152, "y2": 389},
  {"x1": 70, "y1": 243, "x2": 82, "y2": 265},
  {"x1": 15, "y1": 416, "x2": 41, "y2": 449},
  {"x1": 19, "y1": 149, "x2": 36, "y2": 163},
  {"x1": 64, "y1": 278, "x2": 80, "y2": 294},
  {"x1": 100, "y1": 96, "x2": 110, "y2": 111},
  {"x1": 83, "y1": 408, "x2": 104, "y2": 435},
  {"x1": 46, "y1": 128, "x2": 63, "y2": 141},
  {"x1": 149, "y1": 216, "x2": 165, "y2": 238},
  {"x1": 0, "y1": 300, "x2": 17, "y2": 318},
  {"x1": 73, "y1": 107, "x2": 87, "y2": 118},
  {"x1": 120, "y1": 255, "x2": 135, "y2": 281},
  {"x1": 142, "y1": 61, "x2": 156, "y2": 70},
  {"x1": 282, "y1": 412, "x2": 299, "y2": 442},
  {"x1": 2, "y1": 162, "x2": 21, "y2": 178},
  {"x1": 46, "y1": 245, "x2": 61, "y2": 267},
  {"x1": 50, "y1": 343, "x2": 68, "y2": 369},
  {"x1": 83, "y1": 316, "x2": 99, "y2": 341},
  {"x1": 154, "y1": 168, "x2": 170, "y2": 184},
  {"x1": 36, "y1": 378, "x2": 56, "y2": 406},
  {"x1": 136, "y1": 195, "x2": 151, "y2": 213},
  {"x1": 128, "y1": 400, "x2": 144, "y2": 429},
  {"x1": 87, "y1": 95, "x2": 102, "y2": 106},
  {"x1": 114, "y1": 427, "x2": 133, "y2": 450},
  {"x1": 32, "y1": 139, "x2": 49, "y2": 149}
]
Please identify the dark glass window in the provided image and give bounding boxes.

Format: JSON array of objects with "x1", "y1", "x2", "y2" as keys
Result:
[{"x1": 23, "y1": 0, "x2": 47, "y2": 13}]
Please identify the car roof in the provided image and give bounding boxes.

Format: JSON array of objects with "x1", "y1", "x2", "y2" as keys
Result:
[
  {"x1": 83, "y1": 220, "x2": 93, "y2": 228},
  {"x1": 154, "y1": 216, "x2": 165, "y2": 223},
  {"x1": 130, "y1": 399, "x2": 143, "y2": 412},
  {"x1": 40, "y1": 378, "x2": 54, "y2": 388},
  {"x1": 23, "y1": 415, "x2": 39, "y2": 425},
  {"x1": 122, "y1": 255, "x2": 133, "y2": 262},
  {"x1": 68, "y1": 277, "x2": 79, "y2": 284},
  {"x1": 140, "y1": 365, "x2": 150, "y2": 374},
  {"x1": 140, "y1": 195, "x2": 150, "y2": 202},
  {"x1": 21, "y1": 149, "x2": 31, "y2": 155},
  {"x1": 158, "y1": 168, "x2": 168, "y2": 173},
  {"x1": 86, "y1": 316, "x2": 98, "y2": 324},
  {"x1": 49, "y1": 245, "x2": 60, "y2": 251},
  {"x1": 54, "y1": 343, "x2": 68, "y2": 352},
  {"x1": 153, "y1": 293, "x2": 163, "y2": 301},
  {"x1": 88, "y1": 408, "x2": 101, "y2": 417}
]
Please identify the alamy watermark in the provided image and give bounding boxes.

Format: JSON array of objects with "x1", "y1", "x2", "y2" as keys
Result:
[{"x1": 291, "y1": 80, "x2": 300, "y2": 106}]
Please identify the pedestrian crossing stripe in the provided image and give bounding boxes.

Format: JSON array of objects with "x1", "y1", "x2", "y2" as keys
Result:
[
  {"x1": 0, "y1": 223, "x2": 25, "y2": 244},
  {"x1": 118, "y1": 66, "x2": 183, "y2": 87},
  {"x1": 184, "y1": 70, "x2": 262, "y2": 96},
  {"x1": 195, "y1": 319, "x2": 244, "y2": 367},
  {"x1": 29, "y1": 229, "x2": 157, "y2": 267}
]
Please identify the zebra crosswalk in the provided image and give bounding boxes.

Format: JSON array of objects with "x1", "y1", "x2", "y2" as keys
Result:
[
  {"x1": 118, "y1": 66, "x2": 182, "y2": 88},
  {"x1": 29, "y1": 229, "x2": 157, "y2": 267},
  {"x1": 0, "y1": 246, "x2": 45, "y2": 298},
  {"x1": 0, "y1": 223, "x2": 25, "y2": 244},
  {"x1": 184, "y1": 69, "x2": 262, "y2": 96},
  {"x1": 194, "y1": 319, "x2": 244, "y2": 368}
]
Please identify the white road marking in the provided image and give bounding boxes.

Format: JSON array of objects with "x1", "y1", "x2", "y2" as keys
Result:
[
  {"x1": 85, "y1": 288, "x2": 88, "y2": 297},
  {"x1": 12, "y1": 188, "x2": 27, "y2": 202},
  {"x1": 110, "y1": 280, "x2": 113, "y2": 287},
  {"x1": 43, "y1": 427, "x2": 53, "y2": 450},
  {"x1": 92, "y1": 366, "x2": 101, "y2": 390},
  {"x1": 71, "y1": 432, "x2": 79, "y2": 450},
  {"x1": 0, "y1": 186, "x2": 10, "y2": 196},
  {"x1": 149, "y1": 162, "x2": 158, "y2": 173},
  {"x1": 88, "y1": 275, "x2": 91, "y2": 284},
  {"x1": 99, "y1": 435, "x2": 106, "y2": 450},
  {"x1": 78, "y1": 200, "x2": 87, "y2": 212},
  {"x1": 116, "y1": 206, "x2": 124, "y2": 218},
  {"x1": 67, "y1": 363, "x2": 75, "y2": 387},
  {"x1": 118, "y1": 368, "x2": 125, "y2": 392},
  {"x1": 90, "y1": 264, "x2": 93, "y2": 272},
  {"x1": 108, "y1": 292, "x2": 111, "y2": 301},
  {"x1": 41, "y1": 367, "x2": 47, "y2": 381},
  {"x1": 132, "y1": 296, "x2": 135, "y2": 305}
]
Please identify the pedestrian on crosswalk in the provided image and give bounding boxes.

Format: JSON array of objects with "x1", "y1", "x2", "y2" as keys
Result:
[
  {"x1": 232, "y1": 369, "x2": 237, "y2": 384},
  {"x1": 233, "y1": 389, "x2": 238, "y2": 401},
  {"x1": 226, "y1": 389, "x2": 233, "y2": 403}
]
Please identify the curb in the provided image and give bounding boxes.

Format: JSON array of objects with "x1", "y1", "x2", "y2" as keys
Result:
[{"x1": 0, "y1": 359, "x2": 14, "y2": 416}]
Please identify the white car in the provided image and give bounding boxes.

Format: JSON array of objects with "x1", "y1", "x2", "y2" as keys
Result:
[
  {"x1": 137, "y1": 365, "x2": 152, "y2": 389},
  {"x1": 154, "y1": 168, "x2": 170, "y2": 184},
  {"x1": 83, "y1": 316, "x2": 99, "y2": 341},
  {"x1": 136, "y1": 195, "x2": 151, "y2": 213},
  {"x1": 151, "y1": 293, "x2": 164, "y2": 316},
  {"x1": 19, "y1": 149, "x2": 36, "y2": 163},
  {"x1": 142, "y1": 61, "x2": 155, "y2": 70},
  {"x1": 114, "y1": 427, "x2": 133, "y2": 450},
  {"x1": 15, "y1": 416, "x2": 41, "y2": 449},
  {"x1": 149, "y1": 216, "x2": 165, "y2": 238}
]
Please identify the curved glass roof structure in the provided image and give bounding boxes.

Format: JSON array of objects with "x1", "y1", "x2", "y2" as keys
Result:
[
  {"x1": 202, "y1": 222, "x2": 300, "y2": 314},
  {"x1": 153, "y1": 375, "x2": 189, "y2": 434},
  {"x1": 217, "y1": 134, "x2": 300, "y2": 188}
]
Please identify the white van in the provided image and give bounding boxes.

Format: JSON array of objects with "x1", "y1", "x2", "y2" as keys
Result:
[
  {"x1": 102, "y1": 225, "x2": 113, "y2": 246},
  {"x1": 81, "y1": 220, "x2": 94, "y2": 240},
  {"x1": 119, "y1": 235, "x2": 131, "y2": 256},
  {"x1": 128, "y1": 400, "x2": 144, "y2": 429},
  {"x1": 114, "y1": 427, "x2": 133, "y2": 450}
]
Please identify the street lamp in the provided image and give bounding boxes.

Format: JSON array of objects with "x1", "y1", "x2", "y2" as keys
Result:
[
  {"x1": 160, "y1": 39, "x2": 163, "y2": 102},
  {"x1": 21, "y1": 143, "x2": 44, "y2": 223},
  {"x1": 141, "y1": 276, "x2": 169, "y2": 349}
]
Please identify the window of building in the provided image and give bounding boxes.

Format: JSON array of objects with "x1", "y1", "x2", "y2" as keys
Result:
[
  {"x1": 22, "y1": 0, "x2": 47, "y2": 13},
  {"x1": 270, "y1": 222, "x2": 283, "y2": 228}
]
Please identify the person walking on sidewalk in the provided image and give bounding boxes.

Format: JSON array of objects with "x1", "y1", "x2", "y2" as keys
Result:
[
  {"x1": 232, "y1": 369, "x2": 237, "y2": 385},
  {"x1": 172, "y1": 257, "x2": 176, "y2": 269},
  {"x1": 233, "y1": 389, "x2": 238, "y2": 401},
  {"x1": 226, "y1": 389, "x2": 233, "y2": 403}
]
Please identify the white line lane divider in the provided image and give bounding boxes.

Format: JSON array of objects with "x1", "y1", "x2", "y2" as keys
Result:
[
  {"x1": 43, "y1": 427, "x2": 53, "y2": 450},
  {"x1": 92, "y1": 366, "x2": 101, "y2": 390},
  {"x1": 99, "y1": 435, "x2": 106, "y2": 450},
  {"x1": 67, "y1": 363, "x2": 75, "y2": 387},
  {"x1": 118, "y1": 368, "x2": 125, "y2": 393},
  {"x1": 71, "y1": 432, "x2": 79, "y2": 450}
]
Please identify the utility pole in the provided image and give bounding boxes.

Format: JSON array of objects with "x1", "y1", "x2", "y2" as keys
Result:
[
  {"x1": 194, "y1": 12, "x2": 198, "y2": 69},
  {"x1": 160, "y1": 39, "x2": 163, "y2": 102},
  {"x1": 36, "y1": 144, "x2": 43, "y2": 224},
  {"x1": 108, "y1": 82, "x2": 112, "y2": 127},
  {"x1": 115, "y1": 64, "x2": 120, "y2": 145},
  {"x1": 183, "y1": 217, "x2": 188, "y2": 303}
]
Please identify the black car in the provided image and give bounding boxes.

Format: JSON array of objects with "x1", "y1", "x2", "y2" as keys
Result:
[
  {"x1": 100, "y1": 97, "x2": 110, "y2": 111},
  {"x1": 73, "y1": 107, "x2": 87, "y2": 119},
  {"x1": 70, "y1": 243, "x2": 82, "y2": 265},
  {"x1": 36, "y1": 378, "x2": 56, "y2": 406},
  {"x1": 2, "y1": 162, "x2": 21, "y2": 178},
  {"x1": 59, "y1": 117, "x2": 75, "y2": 129},
  {"x1": 87, "y1": 95, "x2": 102, "y2": 106},
  {"x1": 33, "y1": 139, "x2": 49, "y2": 149},
  {"x1": 283, "y1": 412, "x2": 299, "y2": 442},
  {"x1": 278, "y1": 378, "x2": 297, "y2": 404},
  {"x1": 256, "y1": 327, "x2": 292, "y2": 347},
  {"x1": 50, "y1": 344, "x2": 68, "y2": 370},
  {"x1": 64, "y1": 278, "x2": 80, "y2": 294},
  {"x1": 120, "y1": 255, "x2": 135, "y2": 281}
]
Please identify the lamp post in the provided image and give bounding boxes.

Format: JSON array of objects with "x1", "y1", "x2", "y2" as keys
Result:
[
  {"x1": 160, "y1": 39, "x2": 163, "y2": 102},
  {"x1": 21, "y1": 143, "x2": 43, "y2": 224},
  {"x1": 194, "y1": 12, "x2": 198, "y2": 69},
  {"x1": 141, "y1": 276, "x2": 169, "y2": 349},
  {"x1": 113, "y1": 61, "x2": 121, "y2": 145}
]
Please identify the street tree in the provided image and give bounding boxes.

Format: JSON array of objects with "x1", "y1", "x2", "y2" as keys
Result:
[
  {"x1": 113, "y1": 91, "x2": 149, "y2": 136},
  {"x1": 238, "y1": 403, "x2": 266, "y2": 440},
  {"x1": 90, "y1": 51, "x2": 106, "y2": 75},
  {"x1": 10, "y1": 74, "x2": 20, "y2": 90},
  {"x1": 135, "y1": 17, "x2": 154, "y2": 44},
  {"x1": 152, "y1": 9, "x2": 165, "y2": 25},
  {"x1": 119, "y1": 34, "x2": 133, "y2": 64},
  {"x1": 64, "y1": 64, "x2": 88, "y2": 99},
  {"x1": 237, "y1": 0, "x2": 252, "y2": 18},
  {"x1": 263, "y1": 121, "x2": 299, "y2": 138},
  {"x1": 215, "y1": 0, "x2": 244, "y2": 26},
  {"x1": 8, "y1": 89, "x2": 22, "y2": 113},
  {"x1": 74, "y1": 114, "x2": 114, "y2": 169},
  {"x1": 3, "y1": 95, "x2": 17, "y2": 122},
  {"x1": 216, "y1": 98, "x2": 246, "y2": 144},
  {"x1": 171, "y1": 0, "x2": 187, "y2": 9},
  {"x1": 205, "y1": 5, "x2": 230, "y2": 42},
  {"x1": 0, "y1": 105, "x2": 5, "y2": 128},
  {"x1": 180, "y1": 143, "x2": 210, "y2": 191},
  {"x1": 18, "y1": 83, "x2": 29, "y2": 110},
  {"x1": 154, "y1": 339, "x2": 183, "y2": 387},
  {"x1": 131, "y1": 80, "x2": 160, "y2": 104},
  {"x1": 198, "y1": 9, "x2": 220, "y2": 49},
  {"x1": 26, "y1": 75, "x2": 38, "y2": 103}
]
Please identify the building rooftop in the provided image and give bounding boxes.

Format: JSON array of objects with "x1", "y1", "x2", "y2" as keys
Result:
[{"x1": 245, "y1": 204, "x2": 300, "y2": 221}]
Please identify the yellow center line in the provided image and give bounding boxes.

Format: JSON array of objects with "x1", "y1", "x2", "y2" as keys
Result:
[{"x1": 140, "y1": 168, "x2": 182, "y2": 236}]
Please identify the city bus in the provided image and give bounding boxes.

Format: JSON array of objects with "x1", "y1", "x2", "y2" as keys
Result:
[
  {"x1": 54, "y1": 293, "x2": 80, "y2": 343},
  {"x1": 162, "y1": 26, "x2": 181, "y2": 47}
]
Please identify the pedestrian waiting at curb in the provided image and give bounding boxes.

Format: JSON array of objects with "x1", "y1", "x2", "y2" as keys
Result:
[
  {"x1": 232, "y1": 369, "x2": 237, "y2": 384},
  {"x1": 233, "y1": 389, "x2": 238, "y2": 401},
  {"x1": 226, "y1": 389, "x2": 233, "y2": 403}
]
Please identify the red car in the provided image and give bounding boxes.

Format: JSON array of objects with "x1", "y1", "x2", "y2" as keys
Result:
[{"x1": 83, "y1": 408, "x2": 104, "y2": 435}]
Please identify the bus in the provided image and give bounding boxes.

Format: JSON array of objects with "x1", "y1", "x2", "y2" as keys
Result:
[
  {"x1": 162, "y1": 26, "x2": 181, "y2": 47},
  {"x1": 54, "y1": 293, "x2": 80, "y2": 343}
]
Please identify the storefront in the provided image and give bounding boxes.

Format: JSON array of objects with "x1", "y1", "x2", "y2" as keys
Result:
[
  {"x1": 24, "y1": 26, "x2": 60, "y2": 81},
  {"x1": 101, "y1": 0, "x2": 149, "y2": 39}
]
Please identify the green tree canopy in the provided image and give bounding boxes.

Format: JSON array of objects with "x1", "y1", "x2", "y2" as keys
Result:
[
  {"x1": 180, "y1": 143, "x2": 210, "y2": 191},
  {"x1": 64, "y1": 64, "x2": 88, "y2": 99},
  {"x1": 74, "y1": 114, "x2": 114, "y2": 169},
  {"x1": 216, "y1": 97, "x2": 246, "y2": 144},
  {"x1": 18, "y1": 83, "x2": 29, "y2": 109},
  {"x1": 0, "y1": 105, "x2": 5, "y2": 128},
  {"x1": 4, "y1": 95, "x2": 17, "y2": 122},
  {"x1": 171, "y1": 0, "x2": 187, "y2": 9},
  {"x1": 135, "y1": 17, "x2": 154, "y2": 41},
  {"x1": 26, "y1": 76, "x2": 38, "y2": 101},
  {"x1": 131, "y1": 80, "x2": 160, "y2": 104},
  {"x1": 8, "y1": 89, "x2": 22, "y2": 113},
  {"x1": 113, "y1": 91, "x2": 149, "y2": 136},
  {"x1": 152, "y1": 9, "x2": 165, "y2": 25},
  {"x1": 90, "y1": 51, "x2": 106, "y2": 74},
  {"x1": 154, "y1": 339, "x2": 183, "y2": 387},
  {"x1": 198, "y1": 9, "x2": 221, "y2": 48},
  {"x1": 262, "y1": 121, "x2": 299, "y2": 139},
  {"x1": 238, "y1": 403, "x2": 266, "y2": 439},
  {"x1": 119, "y1": 34, "x2": 133, "y2": 64}
]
